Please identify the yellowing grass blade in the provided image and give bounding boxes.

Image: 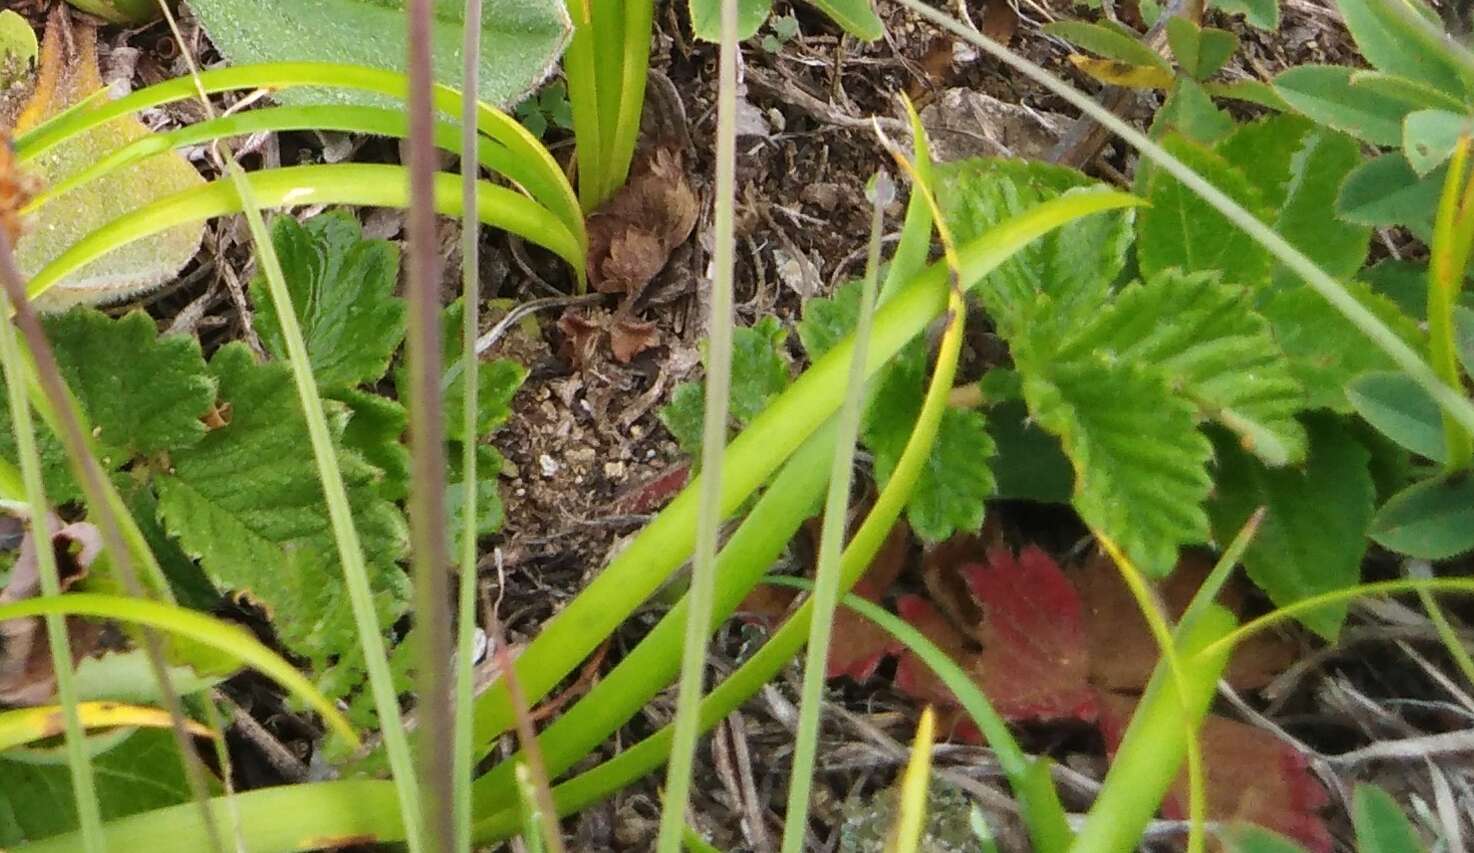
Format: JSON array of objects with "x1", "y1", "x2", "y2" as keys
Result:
[
  {"x1": 887, "y1": 706, "x2": 936, "y2": 853},
  {"x1": 0, "y1": 701, "x2": 214, "y2": 752}
]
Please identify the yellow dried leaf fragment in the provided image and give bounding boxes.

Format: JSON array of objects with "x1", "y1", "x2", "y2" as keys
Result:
[{"x1": 9, "y1": 11, "x2": 204, "y2": 310}]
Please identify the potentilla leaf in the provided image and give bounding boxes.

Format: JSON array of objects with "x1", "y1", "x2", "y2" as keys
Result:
[
  {"x1": 332, "y1": 387, "x2": 411, "y2": 502},
  {"x1": 659, "y1": 315, "x2": 793, "y2": 457},
  {"x1": 1137, "y1": 133, "x2": 1275, "y2": 288},
  {"x1": 1055, "y1": 269, "x2": 1308, "y2": 466},
  {"x1": 0, "y1": 307, "x2": 214, "y2": 503},
  {"x1": 1208, "y1": 416, "x2": 1374, "y2": 640},
  {"x1": 1018, "y1": 347, "x2": 1214, "y2": 577},
  {"x1": 395, "y1": 299, "x2": 528, "y2": 444},
  {"x1": 251, "y1": 212, "x2": 406, "y2": 391},
  {"x1": 937, "y1": 158, "x2": 1134, "y2": 340},
  {"x1": 155, "y1": 343, "x2": 410, "y2": 707}
]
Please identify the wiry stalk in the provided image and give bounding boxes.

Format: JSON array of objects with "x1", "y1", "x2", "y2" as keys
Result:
[{"x1": 405, "y1": 1, "x2": 456, "y2": 851}]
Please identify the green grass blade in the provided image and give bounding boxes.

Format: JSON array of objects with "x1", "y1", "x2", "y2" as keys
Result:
[
  {"x1": 25, "y1": 164, "x2": 582, "y2": 303},
  {"x1": 12, "y1": 61, "x2": 583, "y2": 250},
  {"x1": 0, "y1": 593, "x2": 359, "y2": 744},
  {"x1": 563, "y1": 20, "x2": 606, "y2": 212},
  {"x1": 654, "y1": 0, "x2": 740, "y2": 840},
  {"x1": 606, "y1": 0, "x2": 654, "y2": 197},
  {"x1": 780, "y1": 173, "x2": 889, "y2": 853},
  {"x1": 0, "y1": 242, "x2": 104, "y2": 850}
]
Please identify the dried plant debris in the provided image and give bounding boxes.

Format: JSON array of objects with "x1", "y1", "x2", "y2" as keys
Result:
[{"x1": 0, "y1": 515, "x2": 101, "y2": 707}]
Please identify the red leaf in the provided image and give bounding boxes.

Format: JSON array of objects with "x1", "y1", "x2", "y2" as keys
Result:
[
  {"x1": 966, "y1": 546, "x2": 1098, "y2": 723},
  {"x1": 894, "y1": 594, "x2": 975, "y2": 709},
  {"x1": 1099, "y1": 694, "x2": 1331, "y2": 852}
]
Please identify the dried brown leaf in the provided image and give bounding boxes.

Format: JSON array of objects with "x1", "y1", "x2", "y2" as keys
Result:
[
  {"x1": 586, "y1": 146, "x2": 697, "y2": 298},
  {"x1": 0, "y1": 517, "x2": 104, "y2": 706}
]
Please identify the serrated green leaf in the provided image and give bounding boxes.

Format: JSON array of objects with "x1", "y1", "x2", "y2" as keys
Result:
[
  {"x1": 1020, "y1": 350, "x2": 1214, "y2": 576},
  {"x1": 689, "y1": 0, "x2": 774, "y2": 41},
  {"x1": 0, "y1": 729, "x2": 198, "y2": 846},
  {"x1": 797, "y1": 278, "x2": 864, "y2": 361},
  {"x1": 1369, "y1": 473, "x2": 1474, "y2": 559},
  {"x1": 1044, "y1": 21, "x2": 1171, "y2": 71},
  {"x1": 448, "y1": 443, "x2": 505, "y2": 557},
  {"x1": 879, "y1": 406, "x2": 996, "y2": 544},
  {"x1": 155, "y1": 343, "x2": 409, "y2": 702},
  {"x1": 399, "y1": 300, "x2": 527, "y2": 444},
  {"x1": 1403, "y1": 109, "x2": 1472, "y2": 176},
  {"x1": 116, "y1": 473, "x2": 218, "y2": 610},
  {"x1": 1270, "y1": 127, "x2": 1371, "y2": 286},
  {"x1": 0, "y1": 308, "x2": 214, "y2": 503},
  {"x1": 1348, "y1": 71, "x2": 1468, "y2": 114},
  {"x1": 1352, "y1": 784, "x2": 1429, "y2": 853},
  {"x1": 659, "y1": 316, "x2": 792, "y2": 457},
  {"x1": 1333, "y1": 0, "x2": 1471, "y2": 97},
  {"x1": 1274, "y1": 65, "x2": 1423, "y2": 146},
  {"x1": 1210, "y1": 0, "x2": 1279, "y2": 29},
  {"x1": 251, "y1": 212, "x2": 406, "y2": 391},
  {"x1": 1336, "y1": 153, "x2": 1443, "y2": 239},
  {"x1": 1056, "y1": 270, "x2": 1307, "y2": 465},
  {"x1": 937, "y1": 158, "x2": 1133, "y2": 339},
  {"x1": 1137, "y1": 134, "x2": 1274, "y2": 286},
  {"x1": 1208, "y1": 416, "x2": 1373, "y2": 639},
  {"x1": 1155, "y1": 77, "x2": 1235, "y2": 144},
  {"x1": 1346, "y1": 371, "x2": 1446, "y2": 461},
  {"x1": 1260, "y1": 279, "x2": 1423, "y2": 411},
  {"x1": 1216, "y1": 114, "x2": 1316, "y2": 211},
  {"x1": 186, "y1": 0, "x2": 571, "y2": 109},
  {"x1": 332, "y1": 387, "x2": 411, "y2": 501},
  {"x1": 1361, "y1": 259, "x2": 1430, "y2": 319}
]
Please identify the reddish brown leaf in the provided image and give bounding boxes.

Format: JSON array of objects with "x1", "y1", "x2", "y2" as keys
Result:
[
  {"x1": 556, "y1": 307, "x2": 603, "y2": 368},
  {"x1": 1079, "y1": 551, "x2": 1298, "y2": 694},
  {"x1": 1099, "y1": 694, "x2": 1331, "y2": 853},
  {"x1": 0, "y1": 135, "x2": 36, "y2": 247},
  {"x1": 609, "y1": 316, "x2": 659, "y2": 364},
  {"x1": 613, "y1": 463, "x2": 690, "y2": 515},
  {"x1": 967, "y1": 546, "x2": 1098, "y2": 723},
  {"x1": 894, "y1": 594, "x2": 976, "y2": 710}
]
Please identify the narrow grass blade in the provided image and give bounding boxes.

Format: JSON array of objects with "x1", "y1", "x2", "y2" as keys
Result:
[{"x1": 888, "y1": 707, "x2": 935, "y2": 853}]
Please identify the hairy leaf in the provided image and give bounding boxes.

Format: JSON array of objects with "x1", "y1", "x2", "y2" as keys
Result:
[
  {"x1": 187, "y1": 0, "x2": 571, "y2": 109},
  {"x1": 1137, "y1": 134, "x2": 1274, "y2": 287},
  {"x1": 1333, "y1": 0, "x2": 1470, "y2": 96},
  {"x1": 937, "y1": 158, "x2": 1133, "y2": 339},
  {"x1": 1056, "y1": 270, "x2": 1307, "y2": 466},
  {"x1": 1336, "y1": 154, "x2": 1442, "y2": 239},
  {"x1": 1044, "y1": 21, "x2": 1172, "y2": 71},
  {"x1": 1210, "y1": 0, "x2": 1278, "y2": 29},
  {"x1": 1019, "y1": 349, "x2": 1213, "y2": 576},
  {"x1": 1346, "y1": 371, "x2": 1445, "y2": 461},
  {"x1": 1208, "y1": 416, "x2": 1374, "y2": 639},
  {"x1": 251, "y1": 213, "x2": 406, "y2": 391},
  {"x1": 1369, "y1": 474, "x2": 1474, "y2": 559},
  {"x1": 660, "y1": 316, "x2": 792, "y2": 456},
  {"x1": 332, "y1": 387, "x2": 411, "y2": 502},
  {"x1": 1274, "y1": 65, "x2": 1421, "y2": 146},
  {"x1": 1155, "y1": 78, "x2": 1235, "y2": 144},
  {"x1": 13, "y1": 15, "x2": 205, "y2": 310},
  {"x1": 155, "y1": 344, "x2": 410, "y2": 705}
]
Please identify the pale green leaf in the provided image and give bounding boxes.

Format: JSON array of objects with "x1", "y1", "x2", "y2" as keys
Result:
[
  {"x1": 800, "y1": 0, "x2": 883, "y2": 40},
  {"x1": 1019, "y1": 350, "x2": 1214, "y2": 577},
  {"x1": 187, "y1": 0, "x2": 571, "y2": 109},
  {"x1": 1166, "y1": 18, "x2": 1238, "y2": 80},
  {"x1": 1370, "y1": 474, "x2": 1474, "y2": 559},
  {"x1": 1336, "y1": 153, "x2": 1443, "y2": 238},
  {"x1": 1274, "y1": 64, "x2": 1424, "y2": 146},
  {"x1": 1044, "y1": 21, "x2": 1171, "y2": 71},
  {"x1": 1137, "y1": 134, "x2": 1274, "y2": 286},
  {"x1": 14, "y1": 23, "x2": 205, "y2": 310},
  {"x1": 1403, "y1": 109, "x2": 1472, "y2": 176},
  {"x1": 1346, "y1": 371, "x2": 1445, "y2": 461},
  {"x1": 1056, "y1": 269, "x2": 1307, "y2": 465},
  {"x1": 937, "y1": 158, "x2": 1134, "y2": 339},
  {"x1": 251, "y1": 212, "x2": 406, "y2": 391},
  {"x1": 690, "y1": 0, "x2": 775, "y2": 41},
  {"x1": 1210, "y1": 0, "x2": 1279, "y2": 29},
  {"x1": 1333, "y1": 0, "x2": 1471, "y2": 96},
  {"x1": 0, "y1": 11, "x2": 37, "y2": 83},
  {"x1": 1208, "y1": 416, "x2": 1373, "y2": 640},
  {"x1": 1352, "y1": 784, "x2": 1429, "y2": 853}
]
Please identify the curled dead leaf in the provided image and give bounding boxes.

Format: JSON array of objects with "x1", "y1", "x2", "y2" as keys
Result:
[
  {"x1": 609, "y1": 316, "x2": 659, "y2": 364},
  {"x1": 0, "y1": 515, "x2": 104, "y2": 707},
  {"x1": 586, "y1": 146, "x2": 698, "y2": 299}
]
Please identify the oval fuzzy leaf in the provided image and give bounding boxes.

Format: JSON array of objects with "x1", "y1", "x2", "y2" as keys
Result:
[
  {"x1": 0, "y1": 11, "x2": 37, "y2": 76},
  {"x1": 1403, "y1": 109, "x2": 1472, "y2": 176},
  {"x1": 1275, "y1": 65, "x2": 1423, "y2": 146},
  {"x1": 1346, "y1": 371, "x2": 1446, "y2": 461},
  {"x1": 690, "y1": 0, "x2": 775, "y2": 41},
  {"x1": 1166, "y1": 18, "x2": 1238, "y2": 80},
  {"x1": 798, "y1": 0, "x2": 884, "y2": 40},
  {"x1": 186, "y1": 0, "x2": 571, "y2": 109},
  {"x1": 1046, "y1": 20, "x2": 1171, "y2": 71},
  {"x1": 1334, "y1": 0, "x2": 1473, "y2": 97},
  {"x1": 1370, "y1": 474, "x2": 1474, "y2": 559},
  {"x1": 1210, "y1": 0, "x2": 1279, "y2": 30}
]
